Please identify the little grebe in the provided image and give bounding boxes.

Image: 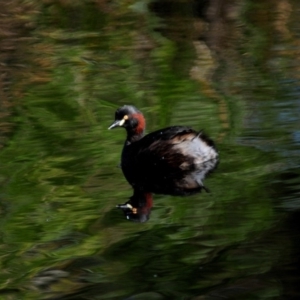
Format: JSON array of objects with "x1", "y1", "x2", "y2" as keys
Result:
[{"x1": 109, "y1": 105, "x2": 218, "y2": 221}]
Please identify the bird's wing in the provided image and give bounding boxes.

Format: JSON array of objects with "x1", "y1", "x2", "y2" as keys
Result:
[{"x1": 132, "y1": 126, "x2": 198, "y2": 169}]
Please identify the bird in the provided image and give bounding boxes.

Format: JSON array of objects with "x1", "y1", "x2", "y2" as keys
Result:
[{"x1": 108, "y1": 105, "x2": 218, "y2": 221}]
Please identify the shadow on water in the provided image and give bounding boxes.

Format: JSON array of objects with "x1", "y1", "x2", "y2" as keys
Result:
[{"x1": 0, "y1": 0, "x2": 300, "y2": 299}]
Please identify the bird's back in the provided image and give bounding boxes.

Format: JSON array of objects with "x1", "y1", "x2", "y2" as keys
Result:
[{"x1": 121, "y1": 126, "x2": 218, "y2": 195}]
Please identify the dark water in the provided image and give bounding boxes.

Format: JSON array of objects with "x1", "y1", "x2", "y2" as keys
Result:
[{"x1": 0, "y1": 0, "x2": 300, "y2": 299}]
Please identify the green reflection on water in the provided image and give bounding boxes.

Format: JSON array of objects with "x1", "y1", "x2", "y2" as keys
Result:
[{"x1": 0, "y1": 0, "x2": 299, "y2": 299}]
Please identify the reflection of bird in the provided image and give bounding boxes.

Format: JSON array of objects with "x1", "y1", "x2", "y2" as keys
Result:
[{"x1": 109, "y1": 105, "x2": 218, "y2": 221}]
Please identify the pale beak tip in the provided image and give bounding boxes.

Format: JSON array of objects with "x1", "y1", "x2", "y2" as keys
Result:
[
  {"x1": 108, "y1": 121, "x2": 119, "y2": 130},
  {"x1": 108, "y1": 119, "x2": 124, "y2": 130}
]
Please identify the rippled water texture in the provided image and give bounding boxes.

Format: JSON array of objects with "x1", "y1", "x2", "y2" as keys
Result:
[{"x1": 0, "y1": 0, "x2": 300, "y2": 299}]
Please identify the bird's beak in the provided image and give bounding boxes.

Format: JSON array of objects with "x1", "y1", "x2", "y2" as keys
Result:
[{"x1": 108, "y1": 119, "x2": 125, "y2": 130}]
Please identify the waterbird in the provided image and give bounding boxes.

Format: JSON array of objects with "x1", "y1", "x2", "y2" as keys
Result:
[{"x1": 109, "y1": 105, "x2": 218, "y2": 221}]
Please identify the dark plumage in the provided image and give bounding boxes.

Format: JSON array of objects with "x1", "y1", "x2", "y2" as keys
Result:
[{"x1": 109, "y1": 105, "x2": 218, "y2": 221}]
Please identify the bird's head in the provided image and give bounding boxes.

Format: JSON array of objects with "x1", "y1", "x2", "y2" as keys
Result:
[{"x1": 108, "y1": 105, "x2": 146, "y2": 136}]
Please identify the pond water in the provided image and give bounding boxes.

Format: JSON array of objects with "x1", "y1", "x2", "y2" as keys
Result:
[{"x1": 0, "y1": 1, "x2": 300, "y2": 299}]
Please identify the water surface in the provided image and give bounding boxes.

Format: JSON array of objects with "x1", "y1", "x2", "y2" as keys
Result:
[{"x1": 0, "y1": 0, "x2": 300, "y2": 299}]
